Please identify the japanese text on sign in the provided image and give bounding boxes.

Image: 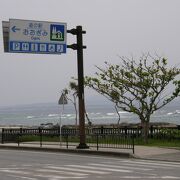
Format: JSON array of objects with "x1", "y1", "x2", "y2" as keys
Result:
[{"x1": 9, "y1": 19, "x2": 67, "y2": 54}]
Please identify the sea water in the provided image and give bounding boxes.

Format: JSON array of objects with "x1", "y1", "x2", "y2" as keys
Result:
[{"x1": 0, "y1": 102, "x2": 179, "y2": 127}]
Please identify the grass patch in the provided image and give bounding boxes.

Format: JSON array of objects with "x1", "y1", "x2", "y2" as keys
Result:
[
  {"x1": 18, "y1": 134, "x2": 180, "y2": 148},
  {"x1": 19, "y1": 134, "x2": 79, "y2": 143}
]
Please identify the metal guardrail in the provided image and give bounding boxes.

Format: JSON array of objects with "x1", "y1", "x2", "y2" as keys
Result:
[
  {"x1": 1, "y1": 127, "x2": 135, "y2": 153},
  {"x1": 86, "y1": 134, "x2": 134, "y2": 153},
  {"x1": 92, "y1": 126, "x2": 180, "y2": 140},
  {"x1": 2, "y1": 126, "x2": 180, "y2": 153}
]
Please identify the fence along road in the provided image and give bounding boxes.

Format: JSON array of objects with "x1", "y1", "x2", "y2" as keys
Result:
[
  {"x1": 0, "y1": 149, "x2": 180, "y2": 180},
  {"x1": 1, "y1": 127, "x2": 135, "y2": 153}
]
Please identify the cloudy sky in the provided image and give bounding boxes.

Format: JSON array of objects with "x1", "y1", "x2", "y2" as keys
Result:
[{"x1": 0, "y1": 0, "x2": 180, "y2": 106}]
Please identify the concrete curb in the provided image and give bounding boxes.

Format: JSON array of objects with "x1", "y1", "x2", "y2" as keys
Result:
[{"x1": 0, "y1": 145, "x2": 133, "y2": 158}]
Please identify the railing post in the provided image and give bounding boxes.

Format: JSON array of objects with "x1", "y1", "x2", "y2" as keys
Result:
[
  {"x1": 18, "y1": 127, "x2": 23, "y2": 146},
  {"x1": 20, "y1": 127, "x2": 22, "y2": 134},
  {"x1": 150, "y1": 125, "x2": 153, "y2": 138},
  {"x1": 66, "y1": 134, "x2": 69, "y2": 149},
  {"x1": 101, "y1": 126, "x2": 104, "y2": 135},
  {"x1": 96, "y1": 134, "x2": 99, "y2": 151},
  {"x1": 132, "y1": 134, "x2": 135, "y2": 154},
  {"x1": 124, "y1": 126, "x2": 127, "y2": 137},
  {"x1": 39, "y1": 127, "x2": 42, "y2": 147},
  {"x1": 17, "y1": 133, "x2": 20, "y2": 147},
  {"x1": 1, "y1": 128, "x2": 4, "y2": 144}
]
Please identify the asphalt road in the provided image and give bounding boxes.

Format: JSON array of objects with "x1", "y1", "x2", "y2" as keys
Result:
[{"x1": 0, "y1": 149, "x2": 180, "y2": 180}]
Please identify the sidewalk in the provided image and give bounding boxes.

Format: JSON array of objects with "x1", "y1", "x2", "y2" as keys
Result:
[
  {"x1": 0, "y1": 142, "x2": 180, "y2": 162},
  {"x1": 134, "y1": 145, "x2": 180, "y2": 162}
]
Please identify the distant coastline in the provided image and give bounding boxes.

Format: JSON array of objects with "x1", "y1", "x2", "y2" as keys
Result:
[
  {"x1": 0, "y1": 122, "x2": 179, "y2": 130},
  {"x1": 0, "y1": 102, "x2": 180, "y2": 127}
]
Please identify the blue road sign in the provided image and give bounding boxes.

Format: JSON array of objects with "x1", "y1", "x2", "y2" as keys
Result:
[{"x1": 9, "y1": 19, "x2": 67, "y2": 54}]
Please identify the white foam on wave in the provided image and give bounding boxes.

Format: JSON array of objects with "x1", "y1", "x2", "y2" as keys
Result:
[
  {"x1": 88, "y1": 112, "x2": 101, "y2": 115},
  {"x1": 167, "y1": 112, "x2": 173, "y2": 115},
  {"x1": 106, "y1": 113, "x2": 115, "y2": 116},
  {"x1": 48, "y1": 114, "x2": 58, "y2": 117},
  {"x1": 66, "y1": 114, "x2": 72, "y2": 117},
  {"x1": 118, "y1": 111, "x2": 129, "y2": 114},
  {"x1": 26, "y1": 116, "x2": 34, "y2": 119},
  {"x1": 93, "y1": 116, "x2": 116, "y2": 120},
  {"x1": 175, "y1": 110, "x2": 180, "y2": 114},
  {"x1": 167, "y1": 110, "x2": 180, "y2": 115}
]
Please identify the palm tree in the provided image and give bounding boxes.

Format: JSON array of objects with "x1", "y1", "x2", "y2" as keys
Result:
[
  {"x1": 68, "y1": 81, "x2": 92, "y2": 126},
  {"x1": 62, "y1": 87, "x2": 78, "y2": 126}
]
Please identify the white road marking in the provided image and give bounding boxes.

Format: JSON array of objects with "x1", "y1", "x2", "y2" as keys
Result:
[
  {"x1": 1, "y1": 157, "x2": 179, "y2": 180},
  {"x1": 66, "y1": 165, "x2": 132, "y2": 173},
  {"x1": 36, "y1": 174, "x2": 86, "y2": 179},
  {"x1": 8, "y1": 175, "x2": 37, "y2": 180},
  {"x1": 8, "y1": 170, "x2": 86, "y2": 180},
  {"x1": 162, "y1": 176, "x2": 180, "y2": 179},
  {"x1": 47, "y1": 166, "x2": 110, "y2": 174},
  {"x1": 134, "y1": 159, "x2": 180, "y2": 165},
  {"x1": 9, "y1": 164, "x2": 18, "y2": 167},
  {"x1": 88, "y1": 163, "x2": 152, "y2": 171},
  {"x1": 22, "y1": 164, "x2": 33, "y2": 167},
  {"x1": 0, "y1": 167, "x2": 25, "y2": 170},
  {"x1": 0, "y1": 169, "x2": 30, "y2": 175},
  {"x1": 49, "y1": 177, "x2": 86, "y2": 179},
  {"x1": 37, "y1": 168, "x2": 88, "y2": 176},
  {"x1": 119, "y1": 176, "x2": 180, "y2": 179},
  {"x1": 0, "y1": 149, "x2": 129, "y2": 161},
  {"x1": 122, "y1": 160, "x2": 180, "y2": 168},
  {"x1": 104, "y1": 161, "x2": 174, "y2": 169},
  {"x1": 122, "y1": 163, "x2": 173, "y2": 169},
  {"x1": 133, "y1": 171, "x2": 158, "y2": 176}
]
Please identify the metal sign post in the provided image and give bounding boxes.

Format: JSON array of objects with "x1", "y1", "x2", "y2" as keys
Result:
[
  {"x1": 2, "y1": 21, "x2": 9, "y2": 52},
  {"x1": 67, "y1": 26, "x2": 89, "y2": 149},
  {"x1": 58, "y1": 93, "x2": 68, "y2": 147}
]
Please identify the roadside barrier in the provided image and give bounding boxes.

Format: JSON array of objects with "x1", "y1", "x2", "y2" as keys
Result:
[
  {"x1": 1, "y1": 126, "x2": 179, "y2": 153},
  {"x1": 1, "y1": 127, "x2": 135, "y2": 153}
]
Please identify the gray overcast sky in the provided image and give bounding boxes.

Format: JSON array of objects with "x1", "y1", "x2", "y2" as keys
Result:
[{"x1": 0, "y1": 0, "x2": 180, "y2": 106}]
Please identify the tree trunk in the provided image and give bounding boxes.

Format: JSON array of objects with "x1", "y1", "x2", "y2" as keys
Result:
[
  {"x1": 73, "y1": 95, "x2": 78, "y2": 127},
  {"x1": 115, "y1": 104, "x2": 121, "y2": 125},
  {"x1": 141, "y1": 120, "x2": 149, "y2": 144},
  {"x1": 84, "y1": 107, "x2": 92, "y2": 126}
]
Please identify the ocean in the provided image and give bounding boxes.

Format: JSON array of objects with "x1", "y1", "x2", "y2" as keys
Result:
[{"x1": 0, "y1": 102, "x2": 180, "y2": 127}]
